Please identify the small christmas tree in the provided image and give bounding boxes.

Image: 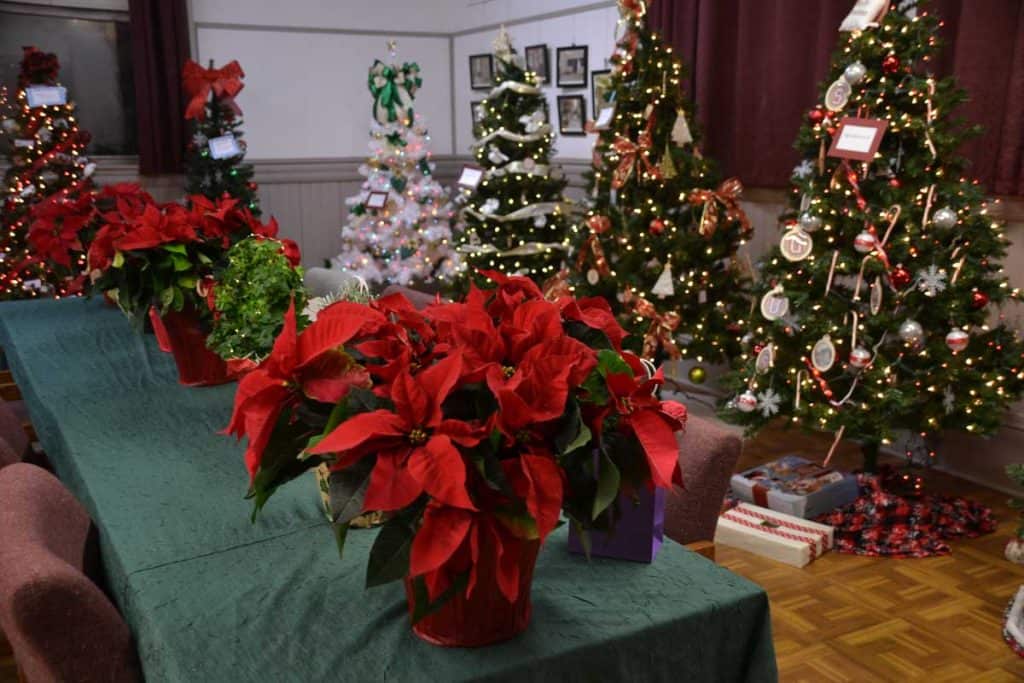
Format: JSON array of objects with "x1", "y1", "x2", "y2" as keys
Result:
[
  {"x1": 0, "y1": 46, "x2": 95, "y2": 299},
  {"x1": 569, "y1": 0, "x2": 752, "y2": 371},
  {"x1": 332, "y1": 44, "x2": 456, "y2": 287},
  {"x1": 182, "y1": 60, "x2": 260, "y2": 214},
  {"x1": 721, "y1": 2, "x2": 1024, "y2": 471},
  {"x1": 452, "y1": 27, "x2": 571, "y2": 291}
]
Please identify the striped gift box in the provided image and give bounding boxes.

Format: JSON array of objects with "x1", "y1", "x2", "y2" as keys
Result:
[{"x1": 714, "y1": 502, "x2": 834, "y2": 568}]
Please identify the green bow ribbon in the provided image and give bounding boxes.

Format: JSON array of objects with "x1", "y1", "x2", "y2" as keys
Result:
[{"x1": 367, "y1": 60, "x2": 422, "y2": 125}]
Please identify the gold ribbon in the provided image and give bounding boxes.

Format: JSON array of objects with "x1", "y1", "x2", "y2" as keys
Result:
[
  {"x1": 611, "y1": 119, "x2": 660, "y2": 189},
  {"x1": 687, "y1": 178, "x2": 749, "y2": 238},
  {"x1": 576, "y1": 234, "x2": 610, "y2": 278},
  {"x1": 623, "y1": 288, "x2": 681, "y2": 360},
  {"x1": 542, "y1": 270, "x2": 572, "y2": 300}
]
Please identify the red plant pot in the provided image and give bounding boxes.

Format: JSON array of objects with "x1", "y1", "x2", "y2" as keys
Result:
[
  {"x1": 149, "y1": 307, "x2": 234, "y2": 387},
  {"x1": 404, "y1": 540, "x2": 540, "y2": 647}
]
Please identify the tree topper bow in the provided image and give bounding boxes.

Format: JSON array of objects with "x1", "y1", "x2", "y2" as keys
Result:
[
  {"x1": 368, "y1": 60, "x2": 422, "y2": 125},
  {"x1": 182, "y1": 60, "x2": 245, "y2": 121}
]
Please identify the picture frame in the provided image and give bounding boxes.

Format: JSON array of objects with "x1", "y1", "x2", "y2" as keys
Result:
[
  {"x1": 557, "y1": 95, "x2": 587, "y2": 136},
  {"x1": 469, "y1": 53, "x2": 495, "y2": 91},
  {"x1": 827, "y1": 117, "x2": 888, "y2": 162},
  {"x1": 470, "y1": 100, "x2": 486, "y2": 132},
  {"x1": 524, "y1": 44, "x2": 550, "y2": 85},
  {"x1": 591, "y1": 69, "x2": 613, "y2": 118},
  {"x1": 556, "y1": 45, "x2": 588, "y2": 88},
  {"x1": 457, "y1": 165, "x2": 485, "y2": 190},
  {"x1": 365, "y1": 191, "x2": 389, "y2": 210}
]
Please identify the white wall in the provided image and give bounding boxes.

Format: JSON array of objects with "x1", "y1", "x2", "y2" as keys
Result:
[
  {"x1": 194, "y1": 28, "x2": 452, "y2": 159},
  {"x1": 191, "y1": 0, "x2": 456, "y2": 34},
  {"x1": 452, "y1": 4, "x2": 618, "y2": 158}
]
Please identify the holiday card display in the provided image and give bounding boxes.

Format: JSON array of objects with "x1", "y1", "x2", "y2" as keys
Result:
[
  {"x1": 569, "y1": 0, "x2": 752, "y2": 375},
  {"x1": 0, "y1": 46, "x2": 95, "y2": 299},
  {"x1": 731, "y1": 456, "x2": 859, "y2": 520},
  {"x1": 452, "y1": 27, "x2": 572, "y2": 292},
  {"x1": 722, "y1": 5, "x2": 1024, "y2": 472},
  {"x1": 183, "y1": 59, "x2": 260, "y2": 214},
  {"x1": 715, "y1": 503, "x2": 835, "y2": 568},
  {"x1": 226, "y1": 272, "x2": 687, "y2": 646},
  {"x1": 332, "y1": 46, "x2": 457, "y2": 287}
]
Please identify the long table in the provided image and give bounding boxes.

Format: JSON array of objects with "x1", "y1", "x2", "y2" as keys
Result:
[{"x1": 0, "y1": 298, "x2": 778, "y2": 682}]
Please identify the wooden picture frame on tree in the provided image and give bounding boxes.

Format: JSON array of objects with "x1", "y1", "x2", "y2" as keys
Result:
[
  {"x1": 557, "y1": 95, "x2": 587, "y2": 136},
  {"x1": 364, "y1": 191, "x2": 389, "y2": 210},
  {"x1": 556, "y1": 46, "x2": 588, "y2": 88},
  {"x1": 591, "y1": 69, "x2": 613, "y2": 118},
  {"x1": 525, "y1": 44, "x2": 550, "y2": 84},
  {"x1": 470, "y1": 100, "x2": 486, "y2": 134},
  {"x1": 827, "y1": 117, "x2": 888, "y2": 162},
  {"x1": 469, "y1": 54, "x2": 495, "y2": 90}
]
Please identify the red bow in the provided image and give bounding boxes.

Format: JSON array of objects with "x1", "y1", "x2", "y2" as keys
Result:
[
  {"x1": 611, "y1": 118, "x2": 661, "y2": 190},
  {"x1": 687, "y1": 178, "x2": 750, "y2": 238},
  {"x1": 623, "y1": 288, "x2": 682, "y2": 360},
  {"x1": 183, "y1": 60, "x2": 245, "y2": 120}
]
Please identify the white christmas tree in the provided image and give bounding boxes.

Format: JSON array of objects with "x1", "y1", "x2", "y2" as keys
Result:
[{"x1": 331, "y1": 44, "x2": 457, "y2": 287}]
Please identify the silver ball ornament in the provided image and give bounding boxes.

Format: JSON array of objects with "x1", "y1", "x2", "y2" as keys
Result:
[
  {"x1": 932, "y1": 207, "x2": 957, "y2": 229},
  {"x1": 853, "y1": 231, "x2": 877, "y2": 253},
  {"x1": 798, "y1": 212, "x2": 822, "y2": 232},
  {"x1": 899, "y1": 319, "x2": 925, "y2": 345},
  {"x1": 843, "y1": 61, "x2": 867, "y2": 85},
  {"x1": 849, "y1": 347, "x2": 872, "y2": 369},
  {"x1": 735, "y1": 391, "x2": 758, "y2": 414},
  {"x1": 945, "y1": 328, "x2": 969, "y2": 352}
]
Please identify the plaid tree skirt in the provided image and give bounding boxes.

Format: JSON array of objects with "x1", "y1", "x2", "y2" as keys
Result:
[{"x1": 815, "y1": 467, "x2": 996, "y2": 557}]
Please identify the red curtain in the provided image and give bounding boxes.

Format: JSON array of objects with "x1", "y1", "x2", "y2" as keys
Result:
[
  {"x1": 128, "y1": 0, "x2": 190, "y2": 176},
  {"x1": 650, "y1": 0, "x2": 1024, "y2": 195}
]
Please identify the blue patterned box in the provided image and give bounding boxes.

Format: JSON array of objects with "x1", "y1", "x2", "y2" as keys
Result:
[{"x1": 730, "y1": 455, "x2": 858, "y2": 519}]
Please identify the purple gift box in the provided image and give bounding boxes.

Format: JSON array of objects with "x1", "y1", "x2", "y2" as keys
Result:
[{"x1": 568, "y1": 487, "x2": 666, "y2": 563}]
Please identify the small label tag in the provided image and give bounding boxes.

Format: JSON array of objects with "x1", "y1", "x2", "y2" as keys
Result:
[
  {"x1": 26, "y1": 85, "x2": 67, "y2": 107},
  {"x1": 208, "y1": 135, "x2": 242, "y2": 160}
]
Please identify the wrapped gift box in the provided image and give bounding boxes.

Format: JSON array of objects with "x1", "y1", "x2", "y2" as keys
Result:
[
  {"x1": 730, "y1": 455, "x2": 858, "y2": 519},
  {"x1": 714, "y1": 503, "x2": 834, "y2": 568}
]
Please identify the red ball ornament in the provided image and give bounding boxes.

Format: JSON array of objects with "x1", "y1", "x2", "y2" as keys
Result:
[
  {"x1": 882, "y1": 54, "x2": 900, "y2": 74},
  {"x1": 586, "y1": 214, "x2": 611, "y2": 235},
  {"x1": 889, "y1": 177, "x2": 901, "y2": 188},
  {"x1": 808, "y1": 108, "x2": 825, "y2": 125},
  {"x1": 971, "y1": 291, "x2": 990, "y2": 309},
  {"x1": 890, "y1": 265, "x2": 912, "y2": 289},
  {"x1": 649, "y1": 218, "x2": 666, "y2": 235}
]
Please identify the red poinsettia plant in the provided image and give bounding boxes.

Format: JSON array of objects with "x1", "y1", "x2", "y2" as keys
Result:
[
  {"x1": 227, "y1": 271, "x2": 686, "y2": 625},
  {"x1": 88, "y1": 191, "x2": 278, "y2": 328}
]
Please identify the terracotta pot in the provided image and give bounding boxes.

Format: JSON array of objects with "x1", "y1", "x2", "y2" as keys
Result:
[
  {"x1": 404, "y1": 539, "x2": 540, "y2": 647},
  {"x1": 151, "y1": 307, "x2": 233, "y2": 387}
]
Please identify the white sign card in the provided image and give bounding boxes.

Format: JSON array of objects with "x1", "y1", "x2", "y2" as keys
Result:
[
  {"x1": 208, "y1": 135, "x2": 242, "y2": 160},
  {"x1": 457, "y1": 165, "x2": 484, "y2": 190},
  {"x1": 828, "y1": 117, "x2": 888, "y2": 162},
  {"x1": 25, "y1": 86, "x2": 67, "y2": 108},
  {"x1": 839, "y1": 0, "x2": 888, "y2": 32},
  {"x1": 594, "y1": 105, "x2": 616, "y2": 131},
  {"x1": 365, "y1": 191, "x2": 389, "y2": 210}
]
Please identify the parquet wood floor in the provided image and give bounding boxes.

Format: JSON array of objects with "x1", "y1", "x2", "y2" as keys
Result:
[
  {"x1": 2, "y1": 423, "x2": 1022, "y2": 681},
  {"x1": 723, "y1": 424, "x2": 1024, "y2": 681}
]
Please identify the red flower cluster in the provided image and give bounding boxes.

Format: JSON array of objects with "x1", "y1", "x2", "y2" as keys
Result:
[
  {"x1": 227, "y1": 272, "x2": 686, "y2": 604},
  {"x1": 87, "y1": 192, "x2": 277, "y2": 274},
  {"x1": 28, "y1": 192, "x2": 94, "y2": 268},
  {"x1": 19, "y1": 46, "x2": 60, "y2": 87}
]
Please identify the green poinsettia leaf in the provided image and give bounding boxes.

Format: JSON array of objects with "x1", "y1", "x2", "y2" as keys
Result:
[
  {"x1": 409, "y1": 572, "x2": 469, "y2": 625},
  {"x1": 366, "y1": 511, "x2": 417, "y2": 588},
  {"x1": 326, "y1": 456, "x2": 375, "y2": 526},
  {"x1": 592, "y1": 449, "x2": 621, "y2": 521}
]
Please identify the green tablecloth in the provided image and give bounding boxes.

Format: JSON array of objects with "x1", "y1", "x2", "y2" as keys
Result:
[{"x1": 0, "y1": 298, "x2": 778, "y2": 682}]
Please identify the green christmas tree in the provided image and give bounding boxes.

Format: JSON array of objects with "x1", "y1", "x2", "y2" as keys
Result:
[
  {"x1": 182, "y1": 59, "x2": 260, "y2": 214},
  {"x1": 0, "y1": 46, "x2": 94, "y2": 299},
  {"x1": 452, "y1": 28, "x2": 572, "y2": 291},
  {"x1": 721, "y1": 1, "x2": 1024, "y2": 471},
  {"x1": 569, "y1": 0, "x2": 753, "y2": 370}
]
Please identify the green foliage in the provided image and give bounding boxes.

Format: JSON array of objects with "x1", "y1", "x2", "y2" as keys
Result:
[
  {"x1": 569, "y1": 9, "x2": 752, "y2": 364},
  {"x1": 185, "y1": 98, "x2": 260, "y2": 215},
  {"x1": 452, "y1": 42, "x2": 572, "y2": 292},
  {"x1": 208, "y1": 237, "x2": 306, "y2": 361},
  {"x1": 720, "y1": 7, "x2": 1024, "y2": 461}
]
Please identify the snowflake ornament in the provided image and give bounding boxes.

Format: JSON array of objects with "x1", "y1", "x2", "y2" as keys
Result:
[
  {"x1": 519, "y1": 110, "x2": 546, "y2": 134},
  {"x1": 192, "y1": 131, "x2": 208, "y2": 147},
  {"x1": 792, "y1": 159, "x2": 815, "y2": 179},
  {"x1": 479, "y1": 198, "x2": 500, "y2": 215},
  {"x1": 916, "y1": 265, "x2": 947, "y2": 298},
  {"x1": 757, "y1": 388, "x2": 781, "y2": 417}
]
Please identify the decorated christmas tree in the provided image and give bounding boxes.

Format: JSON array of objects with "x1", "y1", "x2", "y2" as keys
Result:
[
  {"x1": 452, "y1": 28, "x2": 571, "y2": 291},
  {"x1": 183, "y1": 60, "x2": 260, "y2": 214},
  {"x1": 0, "y1": 46, "x2": 95, "y2": 299},
  {"x1": 569, "y1": 0, "x2": 752, "y2": 373},
  {"x1": 331, "y1": 44, "x2": 456, "y2": 287},
  {"x1": 721, "y1": 1, "x2": 1024, "y2": 471}
]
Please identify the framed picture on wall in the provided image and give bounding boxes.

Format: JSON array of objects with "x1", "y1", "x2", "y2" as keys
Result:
[
  {"x1": 524, "y1": 44, "x2": 550, "y2": 84},
  {"x1": 556, "y1": 45, "x2": 588, "y2": 88},
  {"x1": 591, "y1": 69, "x2": 613, "y2": 118},
  {"x1": 469, "y1": 53, "x2": 495, "y2": 90},
  {"x1": 557, "y1": 95, "x2": 587, "y2": 136},
  {"x1": 470, "y1": 100, "x2": 486, "y2": 132}
]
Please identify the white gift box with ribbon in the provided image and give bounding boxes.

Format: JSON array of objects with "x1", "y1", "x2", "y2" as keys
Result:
[{"x1": 715, "y1": 503, "x2": 835, "y2": 568}]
